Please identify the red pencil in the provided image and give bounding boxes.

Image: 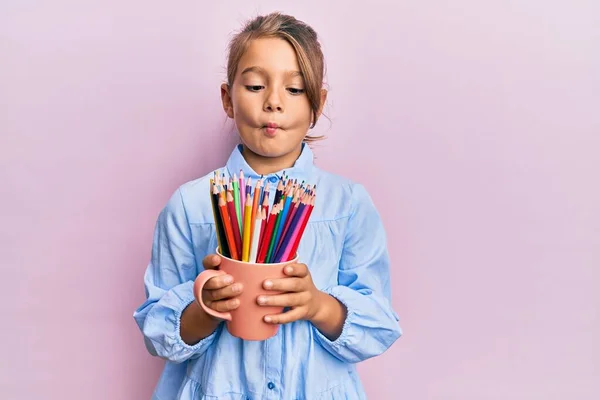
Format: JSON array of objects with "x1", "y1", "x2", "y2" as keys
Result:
[
  {"x1": 257, "y1": 204, "x2": 279, "y2": 263},
  {"x1": 226, "y1": 191, "x2": 243, "y2": 258},
  {"x1": 261, "y1": 189, "x2": 270, "y2": 223},
  {"x1": 259, "y1": 207, "x2": 267, "y2": 246}
]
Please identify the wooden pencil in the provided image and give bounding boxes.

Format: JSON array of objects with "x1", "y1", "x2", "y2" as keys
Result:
[
  {"x1": 288, "y1": 194, "x2": 314, "y2": 260},
  {"x1": 218, "y1": 196, "x2": 238, "y2": 260},
  {"x1": 248, "y1": 208, "x2": 263, "y2": 263},
  {"x1": 265, "y1": 199, "x2": 285, "y2": 263},
  {"x1": 232, "y1": 174, "x2": 241, "y2": 232},
  {"x1": 274, "y1": 198, "x2": 306, "y2": 263},
  {"x1": 276, "y1": 188, "x2": 301, "y2": 255},
  {"x1": 242, "y1": 192, "x2": 253, "y2": 262},
  {"x1": 250, "y1": 179, "x2": 261, "y2": 245},
  {"x1": 273, "y1": 178, "x2": 284, "y2": 205},
  {"x1": 239, "y1": 170, "x2": 246, "y2": 215},
  {"x1": 257, "y1": 204, "x2": 278, "y2": 263},
  {"x1": 271, "y1": 187, "x2": 293, "y2": 257},
  {"x1": 226, "y1": 190, "x2": 242, "y2": 258},
  {"x1": 211, "y1": 181, "x2": 229, "y2": 257}
]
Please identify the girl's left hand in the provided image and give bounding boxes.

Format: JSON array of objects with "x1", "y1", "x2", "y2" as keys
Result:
[{"x1": 257, "y1": 263, "x2": 324, "y2": 324}]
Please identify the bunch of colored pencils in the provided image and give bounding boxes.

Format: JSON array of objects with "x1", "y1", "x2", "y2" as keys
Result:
[{"x1": 209, "y1": 170, "x2": 315, "y2": 264}]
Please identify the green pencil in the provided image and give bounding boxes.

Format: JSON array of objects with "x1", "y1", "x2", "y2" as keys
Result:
[
  {"x1": 265, "y1": 201, "x2": 283, "y2": 263},
  {"x1": 232, "y1": 177, "x2": 242, "y2": 232}
]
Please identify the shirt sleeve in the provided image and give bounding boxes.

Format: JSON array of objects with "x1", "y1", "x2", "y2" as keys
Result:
[
  {"x1": 313, "y1": 183, "x2": 402, "y2": 364},
  {"x1": 133, "y1": 187, "x2": 220, "y2": 364}
]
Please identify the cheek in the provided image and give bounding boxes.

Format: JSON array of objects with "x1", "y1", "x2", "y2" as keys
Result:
[
  {"x1": 293, "y1": 98, "x2": 312, "y2": 122},
  {"x1": 289, "y1": 105, "x2": 312, "y2": 128},
  {"x1": 232, "y1": 91, "x2": 258, "y2": 121}
]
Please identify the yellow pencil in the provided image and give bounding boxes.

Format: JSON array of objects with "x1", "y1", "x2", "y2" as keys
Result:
[{"x1": 242, "y1": 192, "x2": 253, "y2": 262}]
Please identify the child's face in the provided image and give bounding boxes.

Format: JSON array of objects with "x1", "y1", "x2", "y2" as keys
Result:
[{"x1": 222, "y1": 37, "x2": 313, "y2": 166}]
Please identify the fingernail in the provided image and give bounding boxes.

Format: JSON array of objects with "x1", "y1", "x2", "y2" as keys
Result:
[
  {"x1": 231, "y1": 283, "x2": 240, "y2": 292},
  {"x1": 231, "y1": 299, "x2": 239, "y2": 307},
  {"x1": 264, "y1": 316, "x2": 272, "y2": 322},
  {"x1": 257, "y1": 296, "x2": 267, "y2": 305},
  {"x1": 212, "y1": 255, "x2": 220, "y2": 263},
  {"x1": 285, "y1": 266, "x2": 293, "y2": 274},
  {"x1": 264, "y1": 280, "x2": 273, "y2": 289},
  {"x1": 223, "y1": 276, "x2": 233, "y2": 284}
]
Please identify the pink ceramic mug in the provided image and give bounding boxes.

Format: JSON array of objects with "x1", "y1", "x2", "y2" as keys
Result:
[{"x1": 193, "y1": 248, "x2": 298, "y2": 341}]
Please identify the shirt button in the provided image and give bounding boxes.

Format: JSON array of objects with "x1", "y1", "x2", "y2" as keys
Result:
[
  {"x1": 268, "y1": 176, "x2": 278, "y2": 183},
  {"x1": 267, "y1": 382, "x2": 275, "y2": 390}
]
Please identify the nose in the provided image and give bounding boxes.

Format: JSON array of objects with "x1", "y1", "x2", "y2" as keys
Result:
[{"x1": 263, "y1": 88, "x2": 284, "y2": 112}]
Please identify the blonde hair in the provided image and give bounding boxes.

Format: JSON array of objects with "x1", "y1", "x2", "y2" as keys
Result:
[{"x1": 226, "y1": 12, "x2": 326, "y2": 143}]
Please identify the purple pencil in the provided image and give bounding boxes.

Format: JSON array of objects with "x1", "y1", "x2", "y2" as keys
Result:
[
  {"x1": 274, "y1": 198, "x2": 308, "y2": 263},
  {"x1": 239, "y1": 170, "x2": 246, "y2": 218}
]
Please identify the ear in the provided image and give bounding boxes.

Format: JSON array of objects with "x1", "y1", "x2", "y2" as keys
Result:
[
  {"x1": 221, "y1": 83, "x2": 234, "y2": 118},
  {"x1": 316, "y1": 88, "x2": 328, "y2": 119}
]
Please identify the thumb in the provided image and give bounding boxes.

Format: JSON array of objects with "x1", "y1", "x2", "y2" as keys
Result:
[{"x1": 202, "y1": 254, "x2": 221, "y2": 270}]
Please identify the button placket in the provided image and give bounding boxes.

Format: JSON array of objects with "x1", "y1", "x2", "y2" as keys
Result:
[{"x1": 264, "y1": 334, "x2": 282, "y2": 399}]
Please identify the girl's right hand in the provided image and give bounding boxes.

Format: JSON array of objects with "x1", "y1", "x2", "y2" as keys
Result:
[{"x1": 197, "y1": 254, "x2": 244, "y2": 317}]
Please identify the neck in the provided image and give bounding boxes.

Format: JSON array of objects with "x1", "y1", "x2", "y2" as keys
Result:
[{"x1": 241, "y1": 144, "x2": 303, "y2": 176}]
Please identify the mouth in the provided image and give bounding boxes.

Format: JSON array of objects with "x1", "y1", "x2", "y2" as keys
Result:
[{"x1": 262, "y1": 122, "x2": 280, "y2": 136}]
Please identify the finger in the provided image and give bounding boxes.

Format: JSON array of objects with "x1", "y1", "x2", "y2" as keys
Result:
[
  {"x1": 205, "y1": 282, "x2": 243, "y2": 301},
  {"x1": 202, "y1": 254, "x2": 221, "y2": 270},
  {"x1": 264, "y1": 307, "x2": 306, "y2": 324},
  {"x1": 257, "y1": 292, "x2": 309, "y2": 307},
  {"x1": 283, "y1": 263, "x2": 308, "y2": 278},
  {"x1": 209, "y1": 297, "x2": 240, "y2": 313},
  {"x1": 203, "y1": 274, "x2": 234, "y2": 290},
  {"x1": 263, "y1": 277, "x2": 305, "y2": 292}
]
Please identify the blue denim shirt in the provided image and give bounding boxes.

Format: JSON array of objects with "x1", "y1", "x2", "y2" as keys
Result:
[{"x1": 133, "y1": 144, "x2": 402, "y2": 399}]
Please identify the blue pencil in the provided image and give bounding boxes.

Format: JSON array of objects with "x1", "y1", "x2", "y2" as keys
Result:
[{"x1": 270, "y1": 187, "x2": 293, "y2": 260}]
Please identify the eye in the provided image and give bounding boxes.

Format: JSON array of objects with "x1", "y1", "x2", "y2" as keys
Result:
[
  {"x1": 287, "y1": 87, "x2": 305, "y2": 95},
  {"x1": 245, "y1": 85, "x2": 264, "y2": 92}
]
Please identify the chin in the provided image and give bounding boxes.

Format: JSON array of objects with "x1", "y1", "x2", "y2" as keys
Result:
[
  {"x1": 253, "y1": 147, "x2": 288, "y2": 159},
  {"x1": 245, "y1": 142, "x2": 295, "y2": 159},
  {"x1": 239, "y1": 129, "x2": 304, "y2": 158}
]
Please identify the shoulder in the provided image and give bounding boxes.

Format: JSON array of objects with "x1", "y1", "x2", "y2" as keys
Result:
[
  {"x1": 162, "y1": 169, "x2": 220, "y2": 225},
  {"x1": 310, "y1": 167, "x2": 376, "y2": 222}
]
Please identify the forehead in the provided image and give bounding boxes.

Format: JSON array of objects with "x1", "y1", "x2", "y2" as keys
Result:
[{"x1": 237, "y1": 37, "x2": 301, "y2": 76}]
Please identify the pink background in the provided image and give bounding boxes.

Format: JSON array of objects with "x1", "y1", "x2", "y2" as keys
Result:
[{"x1": 2, "y1": 1, "x2": 599, "y2": 399}]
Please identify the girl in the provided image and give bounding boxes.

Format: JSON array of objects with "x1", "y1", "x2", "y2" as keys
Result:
[{"x1": 134, "y1": 12, "x2": 401, "y2": 400}]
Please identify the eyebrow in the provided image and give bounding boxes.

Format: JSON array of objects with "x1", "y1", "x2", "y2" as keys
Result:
[{"x1": 241, "y1": 66, "x2": 303, "y2": 78}]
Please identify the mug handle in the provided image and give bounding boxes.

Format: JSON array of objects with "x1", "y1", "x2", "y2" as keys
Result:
[{"x1": 193, "y1": 269, "x2": 233, "y2": 321}]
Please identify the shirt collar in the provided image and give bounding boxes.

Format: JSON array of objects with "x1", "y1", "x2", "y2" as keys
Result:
[{"x1": 225, "y1": 143, "x2": 314, "y2": 183}]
